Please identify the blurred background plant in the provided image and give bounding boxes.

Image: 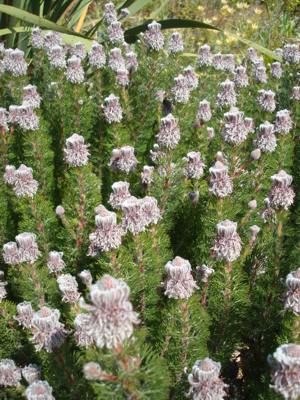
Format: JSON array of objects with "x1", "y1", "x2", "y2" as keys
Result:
[{"x1": 0, "y1": 0, "x2": 299, "y2": 55}]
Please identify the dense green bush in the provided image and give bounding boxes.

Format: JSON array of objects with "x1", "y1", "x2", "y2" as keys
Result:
[{"x1": 0, "y1": 2, "x2": 300, "y2": 399}]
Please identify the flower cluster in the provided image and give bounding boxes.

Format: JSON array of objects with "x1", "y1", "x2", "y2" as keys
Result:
[
  {"x1": 4, "y1": 164, "x2": 38, "y2": 197},
  {"x1": 109, "y1": 145, "x2": 138, "y2": 174},
  {"x1": 3, "y1": 232, "x2": 40, "y2": 265},
  {"x1": 75, "y1": 274, "x2": 139, "y2": 349}
]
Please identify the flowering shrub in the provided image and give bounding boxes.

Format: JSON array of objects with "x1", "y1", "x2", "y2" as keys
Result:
[{"x1": 0, "y1": 3, "x2": 300, "y2": 399}]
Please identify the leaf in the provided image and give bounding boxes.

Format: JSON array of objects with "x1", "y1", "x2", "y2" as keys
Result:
[
  {"x1": 0, "y1": 4, "x2": 85, "y2": 38},
  {"x1": 127, "y1": 0, "x2": 154, "y2": 16},
  {"x1": 224, "y1": 30, "x2": 282, "y2": 61},
  {"x1": 124, "y1": 18, "x2": 220, "y2": 43},
  {"x1": 0, "y1": 26, "x2": 31, "y2": 37},
  {"x1": 67, "y1": 0, "x2": 93, "y2": 29},
  {"x1": 124, "y1": 17, "x2": 281, "y2": 61}
]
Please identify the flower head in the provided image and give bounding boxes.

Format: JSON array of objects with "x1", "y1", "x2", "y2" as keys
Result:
[
  {"x1": 211, "y1": 220, "x2": 242, "y2": 262},
  {"x1": 15, "y1": 301, "x2": 34, "y2": 328},
  {"x1": 88, "y1": 42, "x2": 106, "y2": 69},
  {"x1": 109, "y1": 145, "x2": 138, "y2": 174},
  {"x1": 22, "y1": 85, "x2": 41, "y2": 109},
  {"x1": 196, "y1": 100, "x2": 212, "y2": 123},
  {"x1": 209, "y1": 161, "x2": 233, "y2": 198},
  {"x1": 198, "y1": 44, "x2": 212, "y2": 67},
  {"x1": 255, "y1": 121, "x2": 277, "y2": 153},
  {"x1": 64, "y1": 134, "x2": 90, "y2": 167},
  {"x1": 57, "y1": 274, "x2": 80, "y2": 304},
  {"x1": 3, "y1": 48, "x2": 27, "y2": 76},
  {"x1": 167, "y1": 32, "x2": 184, "y2": 53},
  {"x1": 269, "y1": 343, "x2": 300, "y2": 399},
  {"x1": 183, "y1": 151, "x2": 205, "y2": 179},
  {"x1": 268, "y1": 170, "x2": 295, "y2": 210},
  {"x1": 107, "y1": 21, "x2": 124, "y2": 44},
  {"x1": 275, "y1": 109, "x2": 293, "y2": 134},
  {"x1": 171, "y1": 74, "x2": 190, "y2": 104},
  {"x1": 66, "y1": 56, "x2": 84, "y2": 84},
  {"x1": 144, "y1": 21, "x2": 164, "y2": 51},
  {"x1": 24, "y1": 380, "x2": 55, "y2": 400},
  {"x1": 284, "y1": 268, "x2": 300, "y2": 315},
  {"x1": 257, "y1": 89, "x2": 276, "y2": 112},
  {"x1": 164, "y1": 256, "x2": 198, "y2": 299},
  {"x1": 157, "y1": 113, "x2": 181, "y2": 149},
  {"x1": 216, "y1": 80, "x2": 236, "y2": 108},
  {"x1": 22, "y1": 364, "x2": 41, "y2": 384},
  {"x1": 108, "y1": 48, "x2": 125, "y2": 71},
  {"x1": 75, "y1": 274, "x2": 139, "y2": 349},
  {"x1": 0, "y1": 359, "x2": 21, "y2": 387},
  {"x1": 103, "y1": 94, "x2": 123, "y2": 123},
  {"x1": 187, "y1": 357, "x2": 227, "y2": 400},
  {"x1": 88, "y1": 205, "x2": 123, "y2": 254},
  {"x1": 109, "y1": 181, "x2": 131, "y2": 209},
  {"x1": 30, "y1": 306, "x2": 67, "y2": 352}
]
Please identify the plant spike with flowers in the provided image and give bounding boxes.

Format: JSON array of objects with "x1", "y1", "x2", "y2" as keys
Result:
[{"x1": 0, "y1": 3, "x2": 300, "y2": 399}]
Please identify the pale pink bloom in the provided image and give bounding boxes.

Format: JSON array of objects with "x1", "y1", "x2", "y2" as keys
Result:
[
  {"x1": 109, "y1": 145, "x2": 138, "y2": 174},
  {"x1": 164, "y1": 256, "x2": 198, "y2": 299},
  {"x1": 3, "y1": 48, "x2": 27, "y2": 76},
  {"x1": 22, "y1": 364, "x2": 41, "y2": 384},
  {"x1": 22, "y1": 85, "x2": 41, "y2": 109},
  {"x1": 275, "y1": 109, "x2": 293, "y2": 134},
  {"x1": 75, "y1": 274, "x2": 139, "y2": 349},
  {"x1": 15, "y1": 301, "x2": 34, "y2": 328},
  {"x1": 209, "y1": 161, "x2": 233, "y2": 198},
  {"x1": 88, "y1": 206, "x2": 123, "y2": 254},
  {"x1": 198, "y1": 44, "x2": 212, "y2": 67},
  {"x1": 268, "y1": 170, "x2": 295, "y2": 210},
  {"x1": 183, "y1": 151, "x2": 205, "y2": 179},
  {"x1": 66, "y1": 56, "x2": 84, "y2": 84},
  {"x1": 167, "y1": 32, "x2": 184, "y2": 53},
  {"x1": 255, "y1": 121, "x2": 277, "y2": 153},
  {"x1": 211, "y1": 220, "x2": 242, "y2": 262},
  {"x1": 64, "y1": 134, "x2": 90, "y2": 167},
  {"x1": 284, "y1": 268, "x2": 300, "y2": 315},
  {"x1": 216, "y1": 80, "x2": 236, "y2": 108},
  {"x1": 157, "y1": 113, "x2": 180, "y2": 149},
  {"x1": 88, "y1": 42, "x2": 106, "y2": 69},
  {"x1": 187, "y1": 358, "x2": 227, "y2": 400},
  {"x1": 16, "y1": 232, "x2": 40, "y2": 263},
  {"x1": 269, "y1": 343, "x2": 300, "y2": 399},
  {"x1": 109, "y1": 181, "x2": 131, "y2": 209},
  {"x1": 0, "y1": 359, "x2": 21, "y2": 387},
  {"x1": 103, "y1": 94, "x2": 123, "y2": 123},
  {"x1": 144, "y1": 21, "x2": 164, "y2": 51},
  {"x1": 24, "y1": 380, "x2": 55, "y2": 400},
  {"x1": 30, "y1": 306, "x2": 67, "y2": 352}
]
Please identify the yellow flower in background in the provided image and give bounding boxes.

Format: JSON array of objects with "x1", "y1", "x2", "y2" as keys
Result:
[
  {"x1": 254, "y1": 8, "x2": 263, "y2": 15},
  {"x1": 212, "y1": 16, "x2": 218, "y2": 22},
  {"x1": 236, "y1": 2, "x2": 244, "y2": 9},
  {"x1": 197, "y1": 5, "x2": 205, "y2": 12},
  {"x1": 251, "y1": 23, "x2": 258, "y2": 30},
  {"x1": 246, "y1": 19, "x2": 252, "y2": 24},
  {"x1": 216, "y1": 39, "x2": 223, "y2": 45},
  {"x1": 204, "y1": 18, "x2": 212, "y2": 24},
  {"x1": 226, "y1": 36, "x2": 237, "y2": 44},
  {"x1": 221, "y1": 0, "x2": 227, "y2": 4}
]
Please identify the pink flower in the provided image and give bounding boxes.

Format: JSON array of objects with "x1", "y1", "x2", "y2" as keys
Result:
[{"x1": 164, "y1": 256, "x2": 198, "y2": 299}]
